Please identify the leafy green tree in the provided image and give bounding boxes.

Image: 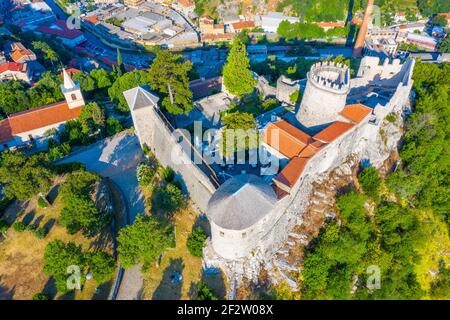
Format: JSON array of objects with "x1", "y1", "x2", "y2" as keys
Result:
[
  {"x1": 153, "y1": 183, "x2": 186, "y2": 216},
  {"x1": 148, "y1": 50, "x2": 193, "y2": 115},
  {"x1": 161, "y1": 166, "x2": 175, "y2": 183},
  {"x1": 117, "y1": 215, "x2": 174, "y2": 269},
  {"x1": 60, "y1": 195, "x2": 109, "y2": 236},
  {"x1": 72, "y1": 72, "x2": 96, "y2": 94},
  {"x1": 222, "y1": 38, "x2": 256, "y2": 98},
  {"x1": 32, "y1": 292, "x2": 49, "y2": 300},
  {"x1": 59, "y1": 171, "x2": 99, "y2": 202},
  {"x1": 358, "y1": 166, "x2": 381, "y2": 201},
  {"x1": 432, "y1": 14, "x2": 447, "y2": 27},
  {"x1": 0, "y1": 151, "x2": 54, "y2": 200},
  {"x1": 0, "y1": 219, "x2": 8, "y2": 234},
  {"x1": 87, "y1": 251, "x2": 116, "y2": 283},
  {"x1": 108, "y1": 70, "x2": 152, "y2": 113},
  {"x1": 90, "y1": 68, "x2": 113, "y2": 89},
  {"x1": 187, "y1": 227, "x2": 207, "y2": 257},
  {"x1": 43, "y1": 240, "x2": 86, "y2": 293},
  {"x1": 197, "y1": 282, "x2": 218, "y2": 300},
  {"x1": 106, "y1": 117, "x2": 123, "y2": 136},
  {"x1": 439, "y1": 37, "x2": 450, "y2": 53}
]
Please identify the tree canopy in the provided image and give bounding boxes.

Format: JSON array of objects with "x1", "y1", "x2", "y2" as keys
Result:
[
  {"x1": 117, "y1": 215, "x2": 174, "y2": 269},
  {"x1": 148, "y1": 50, "x2": 193, "y2": 115},
  {"x1": 222, "y1": 38, "x2": 257, "y2": 98}
]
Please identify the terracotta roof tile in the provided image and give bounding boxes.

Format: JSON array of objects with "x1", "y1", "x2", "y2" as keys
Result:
[
  {"x1": 0, "y1": 62, "x2": 26, "y2": 73},
  {"x1": 313, "y1": 121, "x2": 354, "y2": 143},
  {"x1": 316, "y1": 21, "x2": 345, "y2": 28},
  {"x1": 36, "y1": 20, "x2": 83, "y2": 40},
  {"x1": 274, "y1": 157, "x2": 310, "y2": 191},
  {"x1": 340, "y1": 104, "x2": 372, "y2": 123},
  {"x1": 264, "y1": 120, "x2": 312, "y2": 158},
  {"x1": 0, "y1": 101, "x2": 83, "y2": 143},
  {"x1": 231, "y1": 21, "x2": 255, "y2": 30}
]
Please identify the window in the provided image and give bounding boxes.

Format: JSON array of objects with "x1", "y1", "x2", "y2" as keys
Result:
[
  {"x1": 219, "y1": 231, "x2": 224, "y2": 237},
  {"x1": 242, "y1": 232, "x2": 247, "y2": 238},
  {"x1": 28, "y1": 134, "x2": 34, "y2": 141},
  {"x1": 71, "y1": 93, "x2": 77, "y2": 100}
]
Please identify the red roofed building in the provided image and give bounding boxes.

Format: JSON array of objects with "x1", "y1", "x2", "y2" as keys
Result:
[
  {"x1": 273, "y1": 156, "x2": 310, "y2": 192},
  {"x1": 263, "y1": 120, "x2": 313, "y2": 159},
  {"x1": 10, "y1": 42, "x2": 37, "y2": 64},
  {"x1": 339, "y1": 104, "x2": 372, "y2": 124},
  {"x1": 0, "y1": 62, "x2": 30, "y2": 83},
  {"x1": 36, "y1": 20, "x2": 85, "y2": 47},
  {"x1": 0, "y1": 69, "x2": 85, "y2": 150},
  {"x1": 229, "y1": 21, "x2": 256, "y2": 33},
  {"x1": 313, "y1": 121, "x2": 354, "y2": 143}
]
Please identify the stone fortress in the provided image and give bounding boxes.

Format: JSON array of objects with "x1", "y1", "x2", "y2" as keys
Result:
[{"x1": 125, "y1": 55, "x2": 415, "y2": 293}]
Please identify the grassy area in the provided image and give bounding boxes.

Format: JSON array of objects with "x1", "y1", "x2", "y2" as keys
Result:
[
  {"x1": 141, "y1": 206, "x2": 204, "y2": 300},
  {"x1": 0, "y1": 191, "x2": 114, "y2": 300}
]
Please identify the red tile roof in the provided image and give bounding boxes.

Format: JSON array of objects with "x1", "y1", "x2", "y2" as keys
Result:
[
  {"x1": 274, "y1": 157, "x2": 310, "y2": 190},
  {"x1": 0, "y1": 102, "x2": 83, "y2": 143},
  {"x1": 36, "y1": 20, "x2": 83, "y2": 39},
  {"x1": 201, "y1": 33, "x2": 235, "y2": 42},
  {"x1": 84, "y1": 15, "x2": 99, "y2": 25},
  {"x1": 0, "y1": 62, "x2": 26, "y2": 73},
  {"x1": 340, "y1": 104, "x2": 372, "y2": 124},
  {"x1": 264, "y1": 120, "x2": 312, "y2": 158},
  {"x1": 231, "y1": 21, "x2": 255, "y2": 30},
  {"x1": 313, "y1": 121, "x2": 354, "y2": 143}
]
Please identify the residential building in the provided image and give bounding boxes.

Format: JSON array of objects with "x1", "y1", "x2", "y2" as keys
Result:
[
  {"x1": 405, "y1": 33, "x2": 438, "y2": 51},
  {"x1": 0, "y1": 62, "x2": 31, "y2": 83},
  {"x1": 35, "y1": 20, "x2": 85, "y2": 47},
  {"x1": 123, "y1": 0, "x2": 145, "y2": 7},
  {"x1": 229, "y1": 21, "x2": 256, "y2": 33},
  {"x1": 0, "y1": 69, "x2": 85, "y2": 151},
  {"x1": 10, "y1": 42, "x2": 37, "y2": 63}
]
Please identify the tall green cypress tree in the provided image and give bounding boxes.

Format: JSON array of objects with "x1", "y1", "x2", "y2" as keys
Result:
[
  {"x1": 222, "y1": 38, "x2": 256, "y2": 98},
  {"x1": 116, "y1": 48, "x2": 124, "y2": 75}
]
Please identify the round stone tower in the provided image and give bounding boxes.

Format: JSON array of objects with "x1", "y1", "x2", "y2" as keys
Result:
[
  {"x1": 296, "y1": 61, "x2": 350, "y2": 129},
  {"x1": 207, "y1": 174, "x2": 277, "y2": 260}
]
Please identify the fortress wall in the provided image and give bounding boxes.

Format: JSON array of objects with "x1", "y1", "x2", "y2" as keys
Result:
[
  {"x1": 257, "y1": 66, "x2": 414, "y2": 259},
  {"x1": 131, "y1": 106, "x2": 216, "y2": 213}
]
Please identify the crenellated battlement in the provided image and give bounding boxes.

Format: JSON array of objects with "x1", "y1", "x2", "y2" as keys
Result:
[{"x1": 308, "y1": 61, "x2": 350, "y2": 93}]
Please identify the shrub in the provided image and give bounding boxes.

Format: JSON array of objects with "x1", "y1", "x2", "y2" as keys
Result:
[
  {"x1": 117, "y1": 215, "x2": 175, "y2": 269},
  {"x1": 0, "y1": 219, "x2": 9, "y2": 233},
  {"x1": 32, "y1": 292, "x2": 49, "y2": 300},
  {"x1": 12, "y1": 221, "x2": 27, "y2": 232},
  {"x1": 152, "y1": 183, "x2": 185, "y2": 216},
  {"x1": 35, "y1": 227, "x2": 47, "y2": 239},
  {"x1": 187, "y1": 227, "x2": 207, "y2": 257},
  {"x1": 106, "y1": 117, "x2": 123, "y2": 136},
  {"x1": 136, "y1": 162, "x2": 156, "y2": 186},
  {"x1": 87, "y1": 251, "x2": 116, "y2": 283},
  {"x1": 26, "y1": 224, "x2": 37, "y2": 232},
  {"x1": 162, "y1": 166, "x2": 175, "y2": 182},
  {"x1": 53, "y1": 162, "x2": 86, "y2": 174},
  {"x1": 385, "y1": 113, "x2": 397, "y2": 123},
  {"x1": 60, "y1": 195, "x2": 110, "y2": 236},
  {"x1": 38, "y1": 196, "x2": 48, "y2": 208},
  {"x1": 358, "y1": 166, "x2": 381, "y2": 201},
  {"x1": 197, "y1": 282, "x2": 218, "y2": 300}
]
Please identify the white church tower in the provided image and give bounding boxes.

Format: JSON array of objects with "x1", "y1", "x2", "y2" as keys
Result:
[{"x1": 60, "y1": 68, "x2": 85, "y2": 108}]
